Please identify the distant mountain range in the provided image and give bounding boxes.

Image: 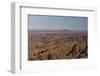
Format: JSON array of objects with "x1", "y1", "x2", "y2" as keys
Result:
[{"x1": 28, "y1": 29, "x2": 87, "y2": 32}]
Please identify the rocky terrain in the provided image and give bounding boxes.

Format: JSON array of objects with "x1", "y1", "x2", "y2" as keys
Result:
[{"x1": 28, "y1": 30, "x2": 88, "y2": 61}]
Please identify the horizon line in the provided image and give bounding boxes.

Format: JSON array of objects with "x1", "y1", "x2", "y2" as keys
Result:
[{"x1": 28, "y1": 29, "x2": 87, "y2": 31}]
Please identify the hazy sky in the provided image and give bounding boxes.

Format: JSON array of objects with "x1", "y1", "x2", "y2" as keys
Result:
[{"x1": 28, "y1": 15, "x2": 88, "y2": 31}]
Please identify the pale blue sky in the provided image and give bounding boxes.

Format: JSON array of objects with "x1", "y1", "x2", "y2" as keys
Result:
[{"x1": 28, "y1": 15, "x2": 88, "y2": 31}]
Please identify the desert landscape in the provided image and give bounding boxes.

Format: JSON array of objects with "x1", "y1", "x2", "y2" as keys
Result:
[
  {"x1": 28, "y1": 15, "x2": 88, "y2": 61},
  {"x1": 28, "y1": 30, "x2": 88, "y2": 61}
]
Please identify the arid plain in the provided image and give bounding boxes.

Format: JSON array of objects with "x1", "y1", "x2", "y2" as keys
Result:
[{"x1": 28, "y1": 30, "x2": 88, "y2": 61}]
